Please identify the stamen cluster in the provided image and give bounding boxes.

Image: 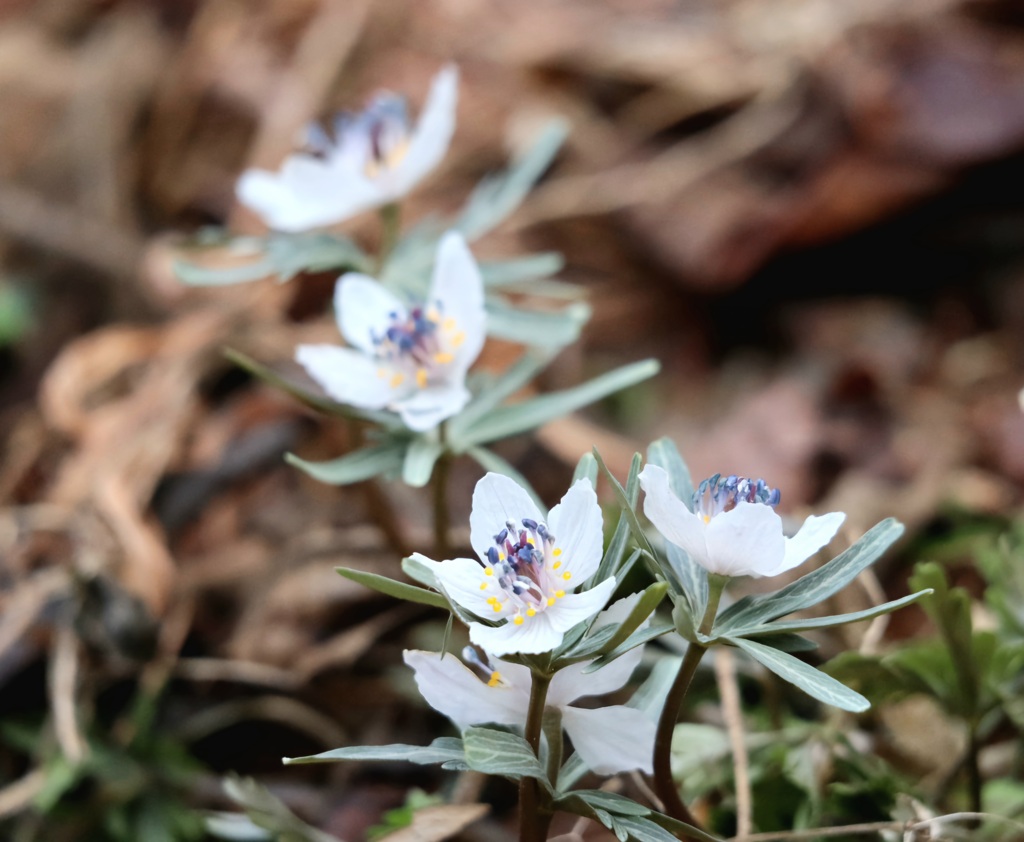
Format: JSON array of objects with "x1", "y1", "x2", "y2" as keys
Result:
[{"x1": 693, "y1": 473, "x2": 781, "y2": 521}]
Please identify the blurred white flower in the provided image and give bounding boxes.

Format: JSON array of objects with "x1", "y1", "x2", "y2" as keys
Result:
[
  {"x1": 237, "y1": 65, "x2": 458, "y2": 232},
  {"x1": 296, "y1": 231, "x2": 484, "y2": 431},
  {"x1": 413, "y1": 473, "x2": 616, "y2": 655},
  {"x1": 639, "y1": 465, "x2": 846, "y2": 579},
  {"x1": 404, "y1": 595, "x2": 655, "y2": 774}
]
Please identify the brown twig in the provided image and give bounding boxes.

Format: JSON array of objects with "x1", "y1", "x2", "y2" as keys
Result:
[{"x1": 713, "y1": 647, "x2": 751, "y2": 839}]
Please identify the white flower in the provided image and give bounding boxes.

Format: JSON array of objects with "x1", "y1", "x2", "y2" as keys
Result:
[
  {"x1": 237, "y1": 65, "x2": 458, "y2": 232},
  {"x1": 404, "y1": 595, "x2": 656, "y2": 775},
  {"x1": 413, "y1": 473, "x2": 617, "y2": 656},
  {"x1": 639, "y1": 465, "x2": 846, "y2": 579},
  {"x1": 296, "y1": 231, "x2": 485, "y2": 432}
]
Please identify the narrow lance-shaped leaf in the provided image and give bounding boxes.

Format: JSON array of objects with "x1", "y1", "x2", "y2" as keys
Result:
[
  {"x1": 402, "y1": 438, "x2": 444, "y2": 488},
  {"x1": 283, "y1": 737, "x2": 466, "y2": 769},
  {"x1": 479, "y1": 252, "x2": 565, "y2": 287},
  {"x1": 716, "y1": 518, "x2": 905, "y2": 631},
  {"x1": 450, "y1": 350, "x2": 556, "y2": 436},
  {"x1": 482, "y1": 298, "x2": 590, "y2": 348},
  {"x1": 461, "y1": 360, "x2": 660, "y2": 447},
  {"x1": 588, "y1": 455, "x2": 645, "y2": 588},
  {"x1": 285, "y1": 443, "x2": 406, "y2": 486},
  {"x1": 572, "y1": 452, "x2": 599, "y2": 488},
  {"x1": 455, "y1": 120, "x2": 569, "y2": 240},
  {"x1": 728, "y1": 636, "x2": 870, "y2": 713},
  {"x1": 335, "y1": 567, "x2": 450, "y2": 611},
  {"x1": 725, "y1": 590, "x2": 932, "y2": 639}
]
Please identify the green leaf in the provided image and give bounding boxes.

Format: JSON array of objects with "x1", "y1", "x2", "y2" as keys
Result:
[
  {"x1": 646, "y1": 438, "x2": 706, "y2": 617},
  {"x1": 174, "y1": 257, "x2": 275, "y2": 287},
  {"x1": 401, "y1": 555, "x2": 440, "y2": 589},
  {"x1": 461, "y1": 727, "x2": 549, "y2": 786},
  {"x1": 482, "y1": 298, "x2": 590, "y2": 348},
  {"x1": 451, "y1": 350, "x2": 556, "y2": 438},
  {"x1": 283, "y1": 737, "x2": 466, "y2": 769},
  {"x1": 593, "y1": 450, "x2": 657, "y2": 560},
  {"x1": 572, "y1": 452, "x2": 599, "y2": 488},
  {"x1": 745, "y1": 632, "x2": 819, "y2": 653},
  {"x1": 266, "y1": 232, "x2": 370, "y2": 280},
  {"x1": 583, "y1": 623, "x2": 674, "y2": 672},
  {"x1": 286, "y1": 442, "x2": 406, "y2": 485},
  {"x1": 224, "y1": 348, "x2": 402, "y2": 428},
  {"x1": 456, "y1": 120, "x2": 569, "y2": 240},
  {"x1": 479, "y1": 253, "x2": 565, "y2": 287},
  {"x1": 727, "y1": 590, "x2": 932, "y2": 638},
  {"x1": 589, "y1": 456, "x2": 645, "y2": 588},
  {"x1": 335, "y1": 567, "x2": 449, "y2": 610},
  {"x1": 402, "y1": 438, "x2": 443, "y2": 487},
  {"x1": 596, "y1": 582, "x2": 668, "y2": 655},
  {"x1": 716, "y1": 518, "x2": 905, "y2": 631},
  {"x1": 463, "y1": 446, "x2": 544, "y2": 510},
  {"x1": 558, "y1": 791, "x2": 650, "y2": 817},
  {"x1": 222, "y1": 774, "x2": 341, "y2": 842},
  {"x1": 461, "y1": 360, "x2": 660, "y2": 447},
  {"x1": 728, "y1": 636, "x2": 870, "y2": 712}
]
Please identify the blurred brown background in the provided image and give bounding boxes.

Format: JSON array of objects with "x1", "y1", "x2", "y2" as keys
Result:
[{"x1": 2, "y1": 0, "x2": 1024, "y2": 839}]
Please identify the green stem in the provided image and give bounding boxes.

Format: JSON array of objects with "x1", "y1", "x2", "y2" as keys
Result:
[
  {"x1": 433, "y1": 422, "x2": 452, "y2": 558},
  {"x1": 377, "y1": 202, "x2": 401, "y2": 270},
  {"x1": 543, "y1": 707, "x2": 564, "y2": 788},
  {"x1": 651, "y1": 575, "x2": 728, "y2": 837},
  {"x1": 520, "y1": 670, "x2": 553, "y2": 842}
]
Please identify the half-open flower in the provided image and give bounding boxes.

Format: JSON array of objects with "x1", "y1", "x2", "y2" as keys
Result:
[
  {"x1": 296, "y1": 231, "x2": 485, "y2": 432},
  {"x1": 404, "y1": 595, "x2": 655, "y2": 774},
  {"x1": 413, "y1": 472, "x2": 616, "y2": 655},
  {"x1": 237, "y1": 65, "x2": 458, "y2": 232},
  {"x1": 639, "y1": 464, "x2": 846, "y2": 579}
]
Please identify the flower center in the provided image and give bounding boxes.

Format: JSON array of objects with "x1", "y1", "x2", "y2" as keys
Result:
[
  {"x1": 372, "y1": 303, "x2": 465, "y2": 391},
  {"x1": 476, "y1": 517, "x2": 572, "y2": 626},
  {"x1": 302, "y1": 93, "x2": 411, "y2": 177},
  {"x1": 693, "y1": 474, "x2": 781, "y2": 523}
]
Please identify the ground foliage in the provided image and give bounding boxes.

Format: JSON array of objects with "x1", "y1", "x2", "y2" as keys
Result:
[{"x1": 2, "y1": 0, "x2": 1024, "y2": 840}]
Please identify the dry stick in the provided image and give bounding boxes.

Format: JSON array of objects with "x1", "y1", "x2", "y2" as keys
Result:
[
  {"x1": 729, "y1": 810, "x2": 1024, "y2": 841},
  {"x1": 0, "y1": 769, "x2": 47, "y2": 820},
  {"x1": 713, "y1": 647, "x2": 751, "y2": 838},
  {"x1": 49, "y1": 622, "x2": 87, "y2": 764},
  {"x1": 856, "y1": 568, "x2": 890, "y2": 656}
]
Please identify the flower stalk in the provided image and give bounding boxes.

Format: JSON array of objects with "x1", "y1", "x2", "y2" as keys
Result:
[
  {"x1": 520, "y1": 668, "x2": 553, "y2": 842},
  {"x1": 432, "y1": 422, "x2": 452, "y2": 558},
  {"x1": 651, "y1": 574, "x2": 727, "y2": 835}
]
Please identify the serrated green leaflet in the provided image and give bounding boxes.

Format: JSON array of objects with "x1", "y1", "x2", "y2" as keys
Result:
[
  {"x1": 401, "y1": 438, "x2": 443, "y2": 487},
  {"x1": 646, "y1": 437, "x2": 707, "y2": 618},
  {"x1": 726, "y1": 590, "x2": 931, "y2": 639},
  {"x1": 460, "y1": 360, "x2": 659, "y2": 447},
  {"x1": 285, "y1": 443, "x2": 406, "y2": 485},
  {"x1": 461, "y1": 727, "x2": 549, "y2": 787},
  {"x1": 283, "y1": 737, "x2": 465, "y2": 768},
  {"x1": 455, "y1": 119, "x2": 568, "y2": 240},
  {"x1": 335, "y1": 567, "x2": 449, "y2": 610},
  {"x1": 728, "y1": 636, "x2": 870, "y2": 712},
  {"x1": 715, "y1": 518, "x2": 905, "y2": 631}
]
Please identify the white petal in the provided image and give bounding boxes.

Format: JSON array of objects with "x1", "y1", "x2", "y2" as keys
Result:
[
  {"x1": 394, "y1": 383, "x2": 470, "y2": 431},
  {"x1": 469, "y1": 473, "x2": 544, "y2": 565},
  {"x1": 428, "y1": 556, "x2": 512, "y2": 620},
  {"x1": 639, "y1": 465, "x2": 711, "y2": 569},
  {"x1": 703, "y1": 502, "x2": 786, "y2": 577},
  {"x1": 295, "y1": 344, "x2": 395, "y2": 409},
  {"x1": 469, "y1": 610, "x2": 564, "y2": 656},
  {"x1": 392, "y1": 64, "x2": 458, "y2": 195},
  {"x1": 548, "y1": 646, "x2": 643, "y2": 707},
  {"x1": 403, "y1": 650, "x2": 526, "y2": 729},
  {"x1": 547, "y1": 479, "x2": 604, "y2": 583},
  {"x1": 336, "y1": 274, "x2": 407, "y2": 354},
  {"x1": 546, "y1": 577, "x2": 617, "y2": 632},
  {"x1": 429, "y1": 232, "x2": 486, "y2": 373},
  {"x1": 237, "y1": 156, "x2": 384, "y2": 232},
  {"x1": 776, "y1": 511, "x2": 846, "y2": 575},
  {"x1": 561, "y1": 705, "x2": 656, "y2": 774}
]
